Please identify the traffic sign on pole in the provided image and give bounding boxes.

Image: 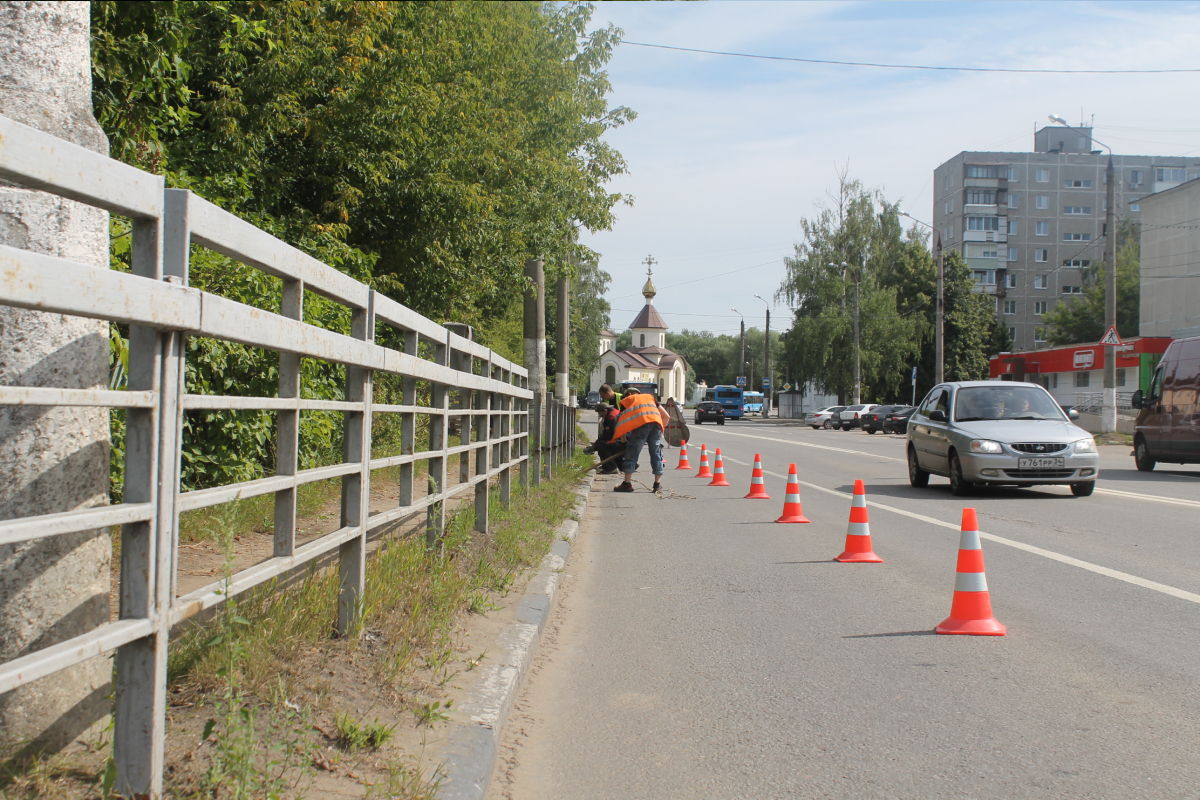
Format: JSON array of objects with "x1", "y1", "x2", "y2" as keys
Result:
[
  {"x1": 762, "y1": 377, "x2": 771, "y2": 388},
  {"x1": 736, "y1": 375, "x2": 746, "y2": 387},
  {"x1": 1098, "y1": 325, "x2": 1123, "y2": 346}
]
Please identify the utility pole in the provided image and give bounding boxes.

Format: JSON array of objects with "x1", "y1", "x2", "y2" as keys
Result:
[
  {"x1": 523, "y1": 257, "x2": 546, "y2": 485},
  {"x1": 754, "y1": 294, "x2": 771, "y2": 416},
  {"x1": 852, "y1": 277, "x2": 861, "y2": 404},
  {"x1": 732, "y1": 308, "x2": 745, "y2": 387},
  {"x1": 555, "y1": 271, "x2": 570, "y2": 403},
  {"x1": 1049, "y1": 115, "x2": 1117, "y2": 432}
]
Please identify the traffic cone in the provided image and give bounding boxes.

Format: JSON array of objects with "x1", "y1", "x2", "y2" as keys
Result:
[
  {"x1": 744, "y1": 453, "x2": 771, "y2": 499},
  {"x1": 775, "y1": 464, "x2": 810, "y2": 523},
  {"x1": 937, "y1": 509, "x2": 1006, "y2": 636},
  {"x1": 695, "y1": 444, "x2": 713, "y2": 478},
  {"x1": 835, "y1": 480, "x2": 883, "y2": 563},
  {"x1": 708, "y1": 448, "x2": 731, "y2": 486},
  {"x1": 675, "y1": 440, "x2": 691, "y2": 470}
]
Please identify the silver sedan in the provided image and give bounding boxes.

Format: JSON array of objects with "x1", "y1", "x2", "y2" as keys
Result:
[{"x1": 906, "y1": 381, "x2": 1099, "y2": 497}]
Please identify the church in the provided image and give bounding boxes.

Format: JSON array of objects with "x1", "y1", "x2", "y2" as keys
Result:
[{"x1": 590, "y1": 265, "x2": 689, "y2": 403}]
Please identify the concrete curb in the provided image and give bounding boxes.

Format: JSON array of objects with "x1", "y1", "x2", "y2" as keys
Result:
[{"x1": 437, "y1": 474, "x2": 595, "y2": 800}]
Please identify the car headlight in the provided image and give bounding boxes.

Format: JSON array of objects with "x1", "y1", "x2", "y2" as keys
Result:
[
  {"x1": 1074, "y1": 437, "x2": 1097, "y2": 454},
  {"x1": 969, "y1": 439, "x2": 1003, "y2": 454}
]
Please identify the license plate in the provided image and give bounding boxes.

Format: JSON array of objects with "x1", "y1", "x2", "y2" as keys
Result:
[{"x1": 1018, "y1": 457, "x2": 1064, "y2": 469}]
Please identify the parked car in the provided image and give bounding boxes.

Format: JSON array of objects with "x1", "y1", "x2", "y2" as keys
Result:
[
  {"x1": 804, "y1": 406, "x2": 845, "y2": 429},
  {"x1": 860, "y1": 405, "x2": 900, "y2": 434},
  {"x1": 831, "y1": 403, "x2": 878, "y2": 431},
  {"x1": 906, "y1": 381, "x2": 1097, "y2": 497},
  {"x1": 882, "y1": 405, "x2": 916, "y2": 434},
  {"x1": 694, "y1": 400, "x2": 726, "y2": 425},
  {"x1": 583, "y1": 390, "x2": 601, "y2": 409},
  {"x1": 1130, "y1": 334, "x2": 1200, "y2": 470}
]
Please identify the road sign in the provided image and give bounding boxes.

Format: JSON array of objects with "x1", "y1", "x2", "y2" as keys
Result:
[
  {"x1": 911, "y1": 366, "x2": 918, "y2": 381},
  {"x1": 736, "y1": 375, "x2": 746, "y2": 387},
  {"x1": 762, "y1": 377, "x2": 771, "y2": 388},
  {"x1": 1098, "y1": 325, "x2": 1123, "y2": 346},
  {"x1": 784, "y1": 383, "x2": 792, "y2": 391}
]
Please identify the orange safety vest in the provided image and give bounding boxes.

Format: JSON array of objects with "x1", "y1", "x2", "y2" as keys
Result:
[{"x1": 613, "y1": 393, "x2": 666, "y2": 439}]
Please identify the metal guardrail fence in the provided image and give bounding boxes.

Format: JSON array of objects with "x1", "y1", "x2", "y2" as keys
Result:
[
  {"x1": 0, "y1": 114, "x2": 575, "y2": 796},
  {"x1": 1072, "y1": 391, "x2": 1135, "y2": 414}
]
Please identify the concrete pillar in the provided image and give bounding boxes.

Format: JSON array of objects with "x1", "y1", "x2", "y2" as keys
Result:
[{"x1": 0, "y1": 1, "x2": 113, "y2": 751}]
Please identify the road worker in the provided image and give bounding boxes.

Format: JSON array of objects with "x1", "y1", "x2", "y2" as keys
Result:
[
  {"x1": 583, "y1": 402, "x2": 622, "y2": 474},
  {"x1": 611, "y1": 387, "x2": 669, "y2": 493}
]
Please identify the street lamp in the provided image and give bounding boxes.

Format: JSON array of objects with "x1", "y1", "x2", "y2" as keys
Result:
[
  {"x1": 731, "y1": 308, "x2": 745, "y2": 390},
  {"x1": 1049, "y1": 114, "x2": 1117, "y2": 433},
  {"x1": 753, "y1": 294, "x2": 771, "y2": 417},
  {"x1": 833, "y1": 264, "x2": 861, "y2": 405},
  {"x1": 899, "y1": 211, "x2": 944, "y2": 385}
]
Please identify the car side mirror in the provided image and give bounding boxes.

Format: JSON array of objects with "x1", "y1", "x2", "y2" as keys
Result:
[
  {"x1": 1067, "y1": 408, "x2": 1080, "y2": 420},
  {"x1": 928, "y1": 410, "x2": 947, "y2": 422},
  {"x1": 1130, "y1": 389, "x2": 1143, "y2": 409}
]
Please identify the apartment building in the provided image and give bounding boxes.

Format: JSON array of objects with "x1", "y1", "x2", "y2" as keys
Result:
[{"x1": 932, "y1": 126, "x2": 1200, "y2": 351}]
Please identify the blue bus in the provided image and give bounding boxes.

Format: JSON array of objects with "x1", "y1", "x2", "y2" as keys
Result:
[
  {"x1": 742, "y1": 391, "x2": 764, "y2": 416},
  {"x1": 704, "y1": 385, "x2": 746, "y2": 418}
]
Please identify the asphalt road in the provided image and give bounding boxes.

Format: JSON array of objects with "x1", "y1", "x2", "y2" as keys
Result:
[{"x1": 488, "y1": 418, "x2": 1200, "y2": 800}]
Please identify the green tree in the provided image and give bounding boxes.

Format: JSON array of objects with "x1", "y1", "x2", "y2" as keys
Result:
[{"x1": 1041, "y1": 221, "x2": 1140, "y2": 345}]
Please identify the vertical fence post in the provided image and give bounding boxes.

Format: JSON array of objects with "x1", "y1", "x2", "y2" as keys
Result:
[
  {"x1": 457, "y1": 349, "x2": 472, "y2": 489},
  {"x1": 337, "y1": 295, "x2": 374, "y2": 637},
  {"x1": 473, "y1": 356, "x2": 492, "y2": 535},
  {"x1": 274, "y1": 274, "x2": 303, "y2": 558},
  {"x1": 113, "y1": 212, "x2": 168, "y2": 798},
  {"x1": 530, "y1": 390, "x2": 543, "y2": 487},
  {"x1": 427, "y1": 335, "x2": 449, "y2": 547},
  {"x1": 398, "y1": 331, "x2": 418, "y2": 514},
  {"x1": 499, "y1": 367, "x2": 512, "y2": 505},
  {"x1": 519, "y1": 376, "x2": 530, "y2": 492}
]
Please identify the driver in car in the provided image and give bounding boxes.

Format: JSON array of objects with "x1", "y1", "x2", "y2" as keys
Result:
[
  {"x1": 999, "y1": 396, "x2": 1031, "y2": 418},
  {"x1": 959, "y1": 391, "x2": 996, "y2": 421}
]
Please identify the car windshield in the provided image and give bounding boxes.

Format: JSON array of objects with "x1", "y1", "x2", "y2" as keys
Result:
[{"x1": 954, "y1": 386, "x2": 1065, "y2": 422}]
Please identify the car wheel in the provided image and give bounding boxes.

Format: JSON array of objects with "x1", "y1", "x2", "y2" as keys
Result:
[
  {"x1": 718, "y1": 419, "x2": 725, "y2": 426},
  {"x1": 1134, "y1": 436, "x2": 1156, "y2": 472},
  {"x1": 1070, "y1": 481, "x2": 1095, "y2": 497},
  {"x1": 810, "y1": 425, "x2": 820, "y2": 430},
  {"x1": 866, "y1": 429, "x2": 876, "y2": 435},
  {"x1": 823, "y1": 420, "x2": 832, "y2": 429},
  {"x1": 842, "y1": 425, "x2": 852, "y2": 432},
  {"x1": 908, "y1": 446, "x2": 929, "y2": 488},
  {"x1": 949, "y1": 453, "x2": 972, "y2": 497},
  {"x1": 695, "y1": 418, "x2": 702, "y2": 425}
]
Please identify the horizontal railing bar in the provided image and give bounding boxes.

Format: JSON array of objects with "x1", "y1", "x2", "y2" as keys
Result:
[
  {"x1": 188, "y1": 194, "x2": 370, "y2": 310},
  {"x1": 181, "y1": 394, "x2": 363, "y2": 412},
  {"x1": 0, "y1": 618, "x2": 154, "y2": 694},
  {"x1": 176, "y1": 462, "x2": 361, "y2": 512},
  {"x1": 364, "y1": 494, "x2": 440, "y2": 532},
  {"x1": 0, "y1": 115, "x2": 164, "y2": 219},
  {"x1": 0, "y1": 246, "x2": 201, "y2": 329},
  {"x1": 0, "y1": 386, "x2": 157, "y2": 409},
  {"x1": 170, "y1": 525, "x2": 361, "y2": 625},
  {"x1": 0, "y1": 503, "x2": 155, "y2": 547},
  {"x1": 371, "y1": 403, "x2": 440, "y2": 415}
]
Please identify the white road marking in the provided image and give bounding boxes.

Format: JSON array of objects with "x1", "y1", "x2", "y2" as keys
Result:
[
  {"x1": 716, "y1": 454, "x2": 1200, "y2": 606},
  {"x1": 707, "y1": 427, "x2": 1200, "y2": 509}
]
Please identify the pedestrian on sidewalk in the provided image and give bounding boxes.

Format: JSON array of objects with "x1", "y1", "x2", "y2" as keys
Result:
[{"x1": 612, "y1": 388, "x2": 669, "y2": 493}]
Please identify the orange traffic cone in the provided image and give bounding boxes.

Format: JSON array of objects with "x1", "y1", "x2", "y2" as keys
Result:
[
  {"x1": 744, "y1": 453, "x2": 771, "y2": 499},
  {"x1": 695, "y1": 444, "x2": 713, "y2": 478},
  {"x1": 708, "y1": 448, "x2": 731, "y2": 486},
  {"x1": 937, "y1": 509, "x2": 1006, "y2": 636},
  {"x1": 775, "y1": 464, "x2": 810, "y2": 523},
  {"x1": 675, "y1": 439, "x2": 691, "y2": 470},
  {"x1": 835, "y1": 480, "x2": 882, "y2": 563}
]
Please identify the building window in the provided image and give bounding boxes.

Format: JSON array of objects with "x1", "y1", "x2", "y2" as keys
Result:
[
  {"x1": 1064, "y1": 179, "x2": 1093, "y2": 188},
  {"x1": 967, "y1": 216, "x2": 1000, "y2": 231},
  {"x1": 944, "y1": 199, "x2": 951, "y2": 215},
  {"x1": 1007, "y1": 167, "x2": 1019, "y2": 181},
  {"x1": 1003, "y1": 300, "x2": 1017, "y2": 315},
  {"x1": 1063, "y1": 259, "x2": 1091, "y2": 268},
  {"x1": 1035, "y1": 249, "x2": 1049, "y2": 262},
  {"x1": 1064, "y1": 206, "x2": 1092, "y2": 215},
  {"x1": 973, "y1": 270, "x2": 996, "y2": 285},
  {"x1": 1009, "y1": 326, "x2": 1017, "y2": 342},
  {"x1": 1035, "y1": 275, "x2": 1048, "y2": 289},
  {"x1": 1157, "y1": 167, "x2": 1186, "y2": 182},
  {"x1": 1036, "y1": 221, "x2": 1049, "y2": 236},
  {"x1": 1006, "y1": 273, "x2": 1018, "y2": 288},
  {"x1": 1116, "y1": 368, "x2": 1126, "y2": 387},
  {"x1": 945, "y1": 172, "x2": 952, "y2": 189},
  {"x1": 1062, "y1": 285, "x2": 1083, "y2": 295},
  {"x1": 1034, "y1": 300, "x2": 1048, "y2": 315},
  {"x1": 966, "y1": 243, "x2": 999, "y2": 259},
  {"x1": 966, "y1": 189, "x2": 996, "y2": 205},
  {"x1": 1131, "y1": 203, "x2": 1141, "y2": 212},
  {"x1": 639, "y1": 334, "x2": 645, "y2": 347},
  {"x1": 1063, "y1": 232, "x2": 1091, "y2": 241},
  {"x1": 605, "y1": 365, "x2": 616, "y2": 384},
  {"x1": 1036, "y1": 195, "x2": 1049, "y2": 209},
  {"x1": 1036, "y1": 168, "x2": 1050, "y2": 183},
  {"x1": 1009, "y1": 221, "x2": 1019, "y2": 236},
  {"x1": 1131, "y1": 170, "x2": 1144, "y2": 186},
  {"x1": 1075, "y1": 371, "x2": 1090, "y2": 388},
  {"x1": 1050, "y1": 372, "x2": 1057, "y2": 387},
  {"x1": 1007, "y1": 247, "x2": 1018, "y2": 261},
  {"x1": 1008, "y1": 193, "x2": 1019, "y2": 208},
  {"x1": 948, "y1": 223, "x2": 954, "y2": 240},
  {"x1": 966, "y1": 165, "x2": 1003, "y2": 179}
]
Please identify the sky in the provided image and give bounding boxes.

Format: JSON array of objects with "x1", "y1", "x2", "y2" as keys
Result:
[{"x1": 579, "y1": 0, "x2": 1200, "y2": 338}]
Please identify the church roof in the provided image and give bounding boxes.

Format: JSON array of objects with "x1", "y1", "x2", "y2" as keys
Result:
[{"x1": 629, "y1": 303, "x2": 667, "y2": 330}]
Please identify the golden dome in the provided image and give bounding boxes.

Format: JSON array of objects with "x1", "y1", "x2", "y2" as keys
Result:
[{"x1": 642, "y1": 275, "x2": 657, "y2": 298}]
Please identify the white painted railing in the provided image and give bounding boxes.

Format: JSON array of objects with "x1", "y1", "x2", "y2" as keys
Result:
[{"x1": 0, "y1": 114, "x2": 574, "y2": 797}]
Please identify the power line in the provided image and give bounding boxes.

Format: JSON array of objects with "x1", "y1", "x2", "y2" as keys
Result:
[{"x1": 622, "y1": 41, "x2": 1200, "y2": 75}]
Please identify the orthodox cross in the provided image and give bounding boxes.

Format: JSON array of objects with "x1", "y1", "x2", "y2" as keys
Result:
[{"x1": 643, "y1": 254, "x2": 657, "y2": 277}]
